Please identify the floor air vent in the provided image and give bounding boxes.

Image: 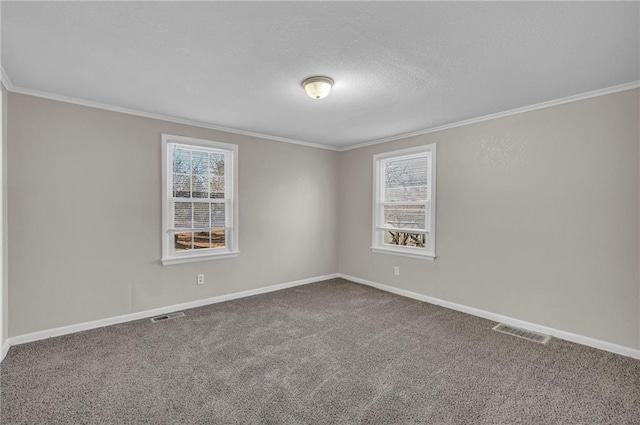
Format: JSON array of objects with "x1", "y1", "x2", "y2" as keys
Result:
[
  {"x1": 492, "y1": 323, "x2": 551, "y2": 344},
  {"x1": 150, "y1": 311, "x2": 185, "y2": 323}
]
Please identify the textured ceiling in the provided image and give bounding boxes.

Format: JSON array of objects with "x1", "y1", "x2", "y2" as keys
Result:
[{"x1": 2, "y1": 2, "x2": 639, "y2": 148}]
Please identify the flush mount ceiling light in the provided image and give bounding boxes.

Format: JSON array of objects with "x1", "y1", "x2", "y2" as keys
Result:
[{"x1": 302, "y1": 76, "x2": 334, "y2": 99}]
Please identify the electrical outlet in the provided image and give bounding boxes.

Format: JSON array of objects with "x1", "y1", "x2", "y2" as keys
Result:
[
  {"x1": 394, "y1": 266, "x2": 400, "y2": 276},
  {"x1": 197, "y1": 274, "x2": 205, "y2": 285}
]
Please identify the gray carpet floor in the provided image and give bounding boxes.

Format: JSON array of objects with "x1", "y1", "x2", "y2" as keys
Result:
[{"x1": 1, "y1": 278, "x2": 639, "y2": 424}]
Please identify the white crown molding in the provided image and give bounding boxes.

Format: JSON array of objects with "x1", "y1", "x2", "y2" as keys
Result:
[
  {"x1": 338, "y1": 274, "x2": 640, "y2": 360},
  {"x1": 2, "y1": 65, "x2": 637, "y2": 153},
  {"x1": 6, "y1": 82, "x2": 340, "y2": 152},
  {"x1": 0, "y1": 273, "x2": 339, "y2": 361},
  {"x1": 339, "y1": 81, "x2": 640, "y2": 152}
]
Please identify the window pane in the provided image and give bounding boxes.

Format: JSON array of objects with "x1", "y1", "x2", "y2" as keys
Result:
[
  {"x1": 191, "y1": 150, "x2": 209, "y2": 175},
  {"x1": 383, "y1": 231, "x2": 426, "y2": 248},
  {"x1": 172, "y1": 231, "x2": 226, "y2": 251},
  {"x1": 384, "y1": 156, "x2": 428, "y2": 202},
  {"x1": 209, "y1": 154, "x2": 225, "y2": 176},
  {"x1": 383, "y1": 204, "x2": 425, "y2": 229},
  {"x1": 191, "y1": 175, "x2": 208, "y2": 198},
  {"x1": 210, "y1": 176, "x2": 225, "y2": 199},
  {"x1": 211, "y1": 203, "x2": 226, "y2": 228},
  {"x1": 211, "y1": 230, "x2": 226, "y2": 249},
  {"x1": 173, "y1": 174, "x2": 190, "y2": 198},
  {"x1": 174, "y1": 202, "x2": 192, "y2": 229},
  {"x1": 193, "y1": 202, "x2": 210, "y2": 229},
  {"x1": 174, "y1": 232, "x2": 193, "y2": 251},
  {"x1": 193, "y1": 231, "x2": 211, "y2": 250},
  {"x1": 173, "y1": 149, "x2": 190, "y2": 174}
]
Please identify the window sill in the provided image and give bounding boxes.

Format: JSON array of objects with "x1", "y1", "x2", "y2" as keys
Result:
[
  {"x1": 161, "y1": 251, "x2": 240, "y2": 266},
  {"x1": 370, "y1": 246, "x2": 435, "y2": 261}
]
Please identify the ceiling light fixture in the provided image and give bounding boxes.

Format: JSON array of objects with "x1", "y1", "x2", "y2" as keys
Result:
[{"x1": 302, "y1": 76, "x2": 334, "y2": 99}]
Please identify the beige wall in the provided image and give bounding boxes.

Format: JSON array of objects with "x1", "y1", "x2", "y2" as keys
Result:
[
  {"x1": 7, "y1": 93, "x2": 339, "y2": 336},
  {"x1": 2, "y1": 84, "x2": 7, "y2": 347},
  {"x1": 6, "y1": 88, "x2": 640, "y2": 352},
  {"x1": 339, "y1": 89, "x2": 640, "y2": 350}
]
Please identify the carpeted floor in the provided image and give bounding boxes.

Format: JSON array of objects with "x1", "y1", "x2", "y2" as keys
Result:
[{"x1": 1, "y1": 278, "x2": 639, "y2": 424}]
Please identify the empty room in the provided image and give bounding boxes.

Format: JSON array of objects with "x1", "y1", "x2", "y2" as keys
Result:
[{"x1": 1, "y1": 1, "x2": 639, "y2": 424}]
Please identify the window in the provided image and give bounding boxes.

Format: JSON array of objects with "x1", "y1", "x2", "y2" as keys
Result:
[
  {"x1": 161, "y1": 134, "x2": 239, "y2": 265},
  {"x1": 372, "y1": 144, "x2": 436, "y2": 260}
]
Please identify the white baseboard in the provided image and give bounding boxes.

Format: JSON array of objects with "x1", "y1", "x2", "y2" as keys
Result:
[
  {"x1": 1, "y1": 273, "x2": 339, "y2": 361},
  {"x1": 3, "y1": 272, "x2": 638, "y2": 362},
  {"x1": 338, "y1": 273, "x2": 640, "y2": 360},
  {"x1": 1, "y1": 339, "x2": 9, "y2": 361}
]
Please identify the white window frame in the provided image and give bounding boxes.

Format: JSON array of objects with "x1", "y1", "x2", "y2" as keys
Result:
[
  {"x1": 371, "y1": 144, "x2": 436, "y2": 260},
  {"x1": 161, "y1": 134, "x2": 239, "y2": 265}
]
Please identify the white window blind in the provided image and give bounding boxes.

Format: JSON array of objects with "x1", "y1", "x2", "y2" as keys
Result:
[
  {"x1": 162, "y1": 135, "x2": 239, "y2": 265},
  {"x1": 372, "y1": 144, "x2": 436, "y2": 259}
]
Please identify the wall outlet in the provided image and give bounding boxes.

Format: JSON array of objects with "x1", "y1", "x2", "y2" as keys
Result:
[
  {"x1": 394, "y1": 266, "x2": 400, "y2": 276},
  {"x1": 197, "y1": 274, "x2": 205, "y2": 285}
]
